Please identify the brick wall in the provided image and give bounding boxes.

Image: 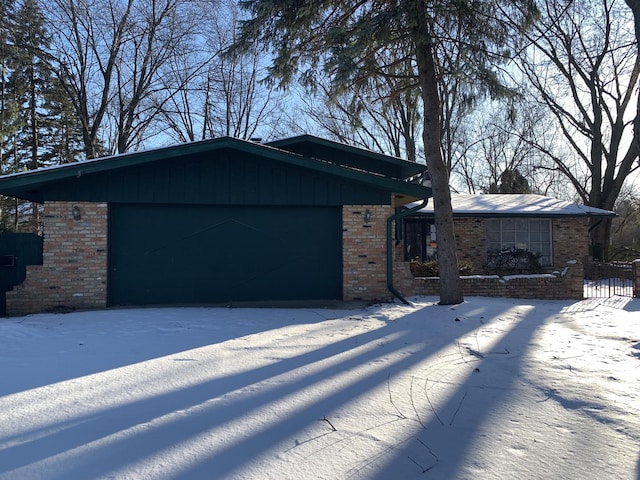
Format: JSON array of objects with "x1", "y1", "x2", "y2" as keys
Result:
[
  {"x1": 6, "y1": 201, "x2": 108, "y2": 315},
  {"x1": 342, "y1": 205, "x2": 394, "y2": 301},
  {"x1": 552, "y1": 217, "x2": 590, "y2": 266},
  {"x1": 393, "y1": 216, "x2": 589, "y2": 301},
  {"x1": 342, "y1": 210, "x2": 589, "y2": 303},
  {"x1": 7, "y1": 203, "x2": 594, "y2": 314},
  {"x1": 455, "y1": 218, "x2": 486, "y2": 271},
  {"x1": 393, "y1": 260, "x2": 584, "y2": 300},
  {"x1": 450, "y1": 216, "x2": 589, "y2": 274}
]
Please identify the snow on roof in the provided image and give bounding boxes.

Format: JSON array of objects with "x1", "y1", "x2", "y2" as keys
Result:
[{"x1": 415, "y1": 194, "x2": 616, "y2": 217}]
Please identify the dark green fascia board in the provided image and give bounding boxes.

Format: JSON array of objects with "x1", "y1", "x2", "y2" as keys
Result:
[
  {"x1": 266, "y1": 134, "x2": 427, "y2": 180},
  {"x1": 0, "y1": 136, "x2": 432, "y2": 203}
]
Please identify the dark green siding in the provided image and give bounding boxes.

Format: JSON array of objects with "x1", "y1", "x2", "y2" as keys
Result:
[
  {"x1": 0, "y1": 233, "x2": 43, "y2": 314},
  {"x1": 42, "y1": 150, "x2": 391, "y2": 206},
  {"x1": 108, "y1": 204, "x2": 342, "y2": 306}
]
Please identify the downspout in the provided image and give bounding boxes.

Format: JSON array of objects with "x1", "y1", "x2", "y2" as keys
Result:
[
  {"x1": 587, "y1": 217, "x2": 601, "y2": 232},
  {"x1": 386, "y1": 198, "x2": 429, "y2": 305}
]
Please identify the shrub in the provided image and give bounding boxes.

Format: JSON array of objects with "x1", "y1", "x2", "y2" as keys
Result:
[
  {"x1": 483, "y1": 248, "x2": 542, "y2": 275},
  {"x1": 410, "y1": 259, "x2": 474, "y2": 277}
]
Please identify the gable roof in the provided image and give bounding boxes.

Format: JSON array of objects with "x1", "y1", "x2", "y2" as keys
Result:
[
  {"x1": 0, "y1": 135, "x2": 431, "y2": 203},
  {"x1": 413, "y1": 194, "x2": 616, "y2": 217}
]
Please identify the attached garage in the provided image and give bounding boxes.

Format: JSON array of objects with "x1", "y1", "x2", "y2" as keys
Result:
[
  {"x1": 108, "y1": 204, "x2": 342, "y2": 306},
  {"x1": 0, "y1": 135, "x2": 432, "y2": 315}
]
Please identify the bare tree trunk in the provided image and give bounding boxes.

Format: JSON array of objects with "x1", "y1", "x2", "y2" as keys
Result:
[{"x1": 412, "y1": 5, "x2": 463, "y2": 305}]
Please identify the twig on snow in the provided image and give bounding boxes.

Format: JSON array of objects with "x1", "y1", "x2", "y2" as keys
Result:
[
  {"x1": 410, "y1": 376, "x2": 427, "y2": 429},
  {"x1": 408, "y1": 438, "x2": 439, "y2": 473},
  {"x1": 424, "y1": 377, "x2": 444, "y2": 426},
  {"x1": 418, "y1": 438, "x2": 440, "y2": 463},
  {"x1": 466, "y1": 347, "x2": 485, "y2": 359},
  {"x1": 457, "y1": 341, "x2": 471, "y2": 364},
  {"x1": 387, "y1": 373, "x2": 407, "y2": 419},
  {"x1": 489, "y1": 348, "x2": 511, "y2": 355},
  {"x1": 449, "y1": 391, "x2": 468, "y2": 426},
  {"x1": 319, "y1": 416, "x2": 337, "y2": 431}
]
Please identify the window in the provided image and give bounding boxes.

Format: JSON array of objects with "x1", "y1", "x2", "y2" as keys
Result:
[
  {"x1": 404, "y1": 219, "x2": 436, "y2": 261},
  {"x1": 486, "y1": 218, "x2": 552, "y2": 266}
]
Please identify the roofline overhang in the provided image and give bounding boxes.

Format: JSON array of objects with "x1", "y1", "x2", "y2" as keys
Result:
[
  {"x1": 267, "y1": 134, "x2": 427, "y2": 179},
  {"x1": 0, "y1": 136, "x2": 432, "y2": 203}
]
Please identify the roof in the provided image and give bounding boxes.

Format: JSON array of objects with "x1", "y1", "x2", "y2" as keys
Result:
[
  {"x1": 412, "y1": 194, "x2": 616, "y2": 217},
  {"x1": 0, "y1": 135, "x2": 431, "y2": 203},
  {"x1": 267, "y1": 135, "x2": 426, "y2": 180}
]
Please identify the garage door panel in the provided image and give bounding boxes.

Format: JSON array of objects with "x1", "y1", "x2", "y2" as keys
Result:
[{"x1": 108, "y1": 205, "x2": 341, "y2": 306}]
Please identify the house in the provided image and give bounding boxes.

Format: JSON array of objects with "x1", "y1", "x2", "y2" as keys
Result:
[
  {"x1": 0, "y1": 135, "x2": 431, "y2": 315},
  {"x1": 392, "y1": 194, "x2": 617, "y2": 300},
  {"x1": 0, "y1": 135, "x2": 619, "y2": 315},
  {"x1": 403, "y1": 194, "x2": 616, "y2": 270}
]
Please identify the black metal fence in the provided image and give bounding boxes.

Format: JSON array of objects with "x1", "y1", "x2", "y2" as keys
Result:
[{"x1": 583, "y1": 262, "x2": 634, "y2": 298}]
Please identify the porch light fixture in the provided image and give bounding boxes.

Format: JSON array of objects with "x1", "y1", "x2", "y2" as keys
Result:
[
  {"x1": 71, "y1": 206, "x2": 82, "y2": 221},
  {"x1": 364, "y1": 209, "x2": 372, "y2": 223}
]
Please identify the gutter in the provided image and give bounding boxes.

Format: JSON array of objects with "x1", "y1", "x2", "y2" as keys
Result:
[{"x1": 386, "y1": 198, "x2": 429, "y2": 305}]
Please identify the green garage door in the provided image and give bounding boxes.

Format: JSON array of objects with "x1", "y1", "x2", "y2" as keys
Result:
[{"x1": 108, "y1": 204, "x2": 342, "y2": 306}]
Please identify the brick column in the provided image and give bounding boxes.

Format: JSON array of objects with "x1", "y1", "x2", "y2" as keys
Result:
[
  {"x1": 633, "y1": 259, "x2": 640, "y2": 298},
  {"x1": 6, "y1": 201, "x2": 108, "y2": 315},
  {"x1": 342, "y1": 205, "x2": 393, "y2": 301},
  {"x1": 553, "y1": 217, "x2": 590, "y2": 267}
]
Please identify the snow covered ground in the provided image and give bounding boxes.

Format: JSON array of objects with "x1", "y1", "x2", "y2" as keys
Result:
[{"x1": 0, "y1": 296, "x2": 638, "y2": 480}]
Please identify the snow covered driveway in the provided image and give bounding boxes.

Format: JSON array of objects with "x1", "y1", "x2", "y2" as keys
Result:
[{"x1": 0, "y1": 296, "x2": 638, "y2": 479}]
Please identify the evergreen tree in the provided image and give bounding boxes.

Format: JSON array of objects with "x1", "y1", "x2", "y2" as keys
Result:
[
  {"x1": 2, "y1": 0, "x2": 77, "y2": 231},
  {"x1": 234, "y1": 0, "x2": 538, "y2": 305},
  {"x1": 488, "y1": 168, "x2": 532, "y2": 194},
  {"x1": 0, "y1": 0, "x2": 20, "y2": 232},
  {"x1": 0, "y1": 0, "x2": 19, "y2": 175},
  {"x1": 40, "y1": 74, "x2": 85, "y2": 165},
  {"x1": 9, "y1": 0, "x2": 55, "y2": 170}
]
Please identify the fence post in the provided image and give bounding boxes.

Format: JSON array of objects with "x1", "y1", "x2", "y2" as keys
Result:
[{"x1": 633, "y1": 259, "x2": 640, "y2": 298}]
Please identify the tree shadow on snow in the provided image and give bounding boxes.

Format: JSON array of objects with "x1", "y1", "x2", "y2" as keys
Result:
[
  {"x1": 0, "y1": 300, "x2": 484, "y2": 479},
  {"x1": 0, "y1": 306, "x2": 347, "y2": 395},
  {"x1": 0, "y1": 298, "x2": 625, "y2": 479},
  {"x1": 370, "y1": 303, "x2": 549, "y2": 479}
]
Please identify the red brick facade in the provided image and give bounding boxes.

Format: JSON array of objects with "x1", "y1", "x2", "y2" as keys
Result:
[{"x1": 5, "y1": 202, "x2": 595, "y2": 315}]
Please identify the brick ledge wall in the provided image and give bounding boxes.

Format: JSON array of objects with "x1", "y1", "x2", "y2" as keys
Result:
[{"x1": 393, "y1": 259, "x2": 585, "y2": 300}]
